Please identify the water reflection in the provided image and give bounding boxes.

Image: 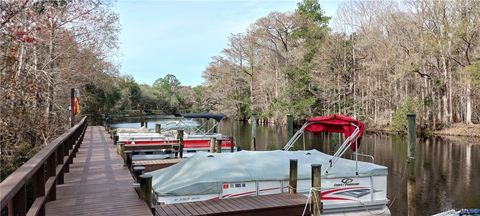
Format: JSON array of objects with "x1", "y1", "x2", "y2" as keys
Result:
[{"x1": 218, "y1": 120, "x2": 480, "y2": 215}]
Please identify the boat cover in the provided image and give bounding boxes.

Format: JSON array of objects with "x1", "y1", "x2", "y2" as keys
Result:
[
  {"x1": 148, "y1": 150, "x2": 387, "y2": 196},
  {"x1": 116, "y1": 127, "x2": 150, "y2": 133},
  {"x1": 180, "y1": 113, "x2": 225, "y2": 122},
  {"x1": 306, "y1": 115, "x2": 366, "y2": 151}
]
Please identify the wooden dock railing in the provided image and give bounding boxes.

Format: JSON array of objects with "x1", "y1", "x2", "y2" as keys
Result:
[{"x1": 1, "y1": 117, "x2": 88, "y2": 216}]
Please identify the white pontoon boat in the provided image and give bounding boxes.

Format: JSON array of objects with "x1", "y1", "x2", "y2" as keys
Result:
[
  {"x1": 148, "y1": 115, "x2": 390, "y2": 214},
  {"x1": 115, "y1": 113, "x2": 237, "y2": 157}
]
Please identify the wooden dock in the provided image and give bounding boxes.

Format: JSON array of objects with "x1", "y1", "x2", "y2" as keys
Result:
[
  {"x1": 45, "y1": 126, "x2": 152, "y2": 216},
  {"x1": 155, "y1": 193, "x2": 309, "y2": 216},
  {"x1": 2, "y1": 120, "x2": 312, "y2": 216},
  {"x1": 133, "y1": 158, "x2": 183, "y2": 172}
]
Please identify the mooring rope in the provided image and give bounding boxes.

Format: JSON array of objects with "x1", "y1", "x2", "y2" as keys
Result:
[{"x1": 302, "y1": 187, "x2": 322, "y2": 216}]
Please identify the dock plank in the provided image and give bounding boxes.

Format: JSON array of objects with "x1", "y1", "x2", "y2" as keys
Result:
[
  {"x1": 133, "y1": 158, "x2": 183, "y2": 171},
  {"x1": 45, "y1": 126, "x2": 152, "y2": 216},
  {"x1": 155, "y1": 193, "x2": 308, "y2": 216}
]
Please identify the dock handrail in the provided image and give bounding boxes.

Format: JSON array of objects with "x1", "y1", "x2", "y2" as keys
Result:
[{"x1": 0, "y1": 116, "x2": 88, "y2": 216}]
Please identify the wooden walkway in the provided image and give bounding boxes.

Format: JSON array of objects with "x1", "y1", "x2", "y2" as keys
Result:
[
  {"x1": 155, "y1": 193, "x2": 309, "y2": 216},
  {"x1": 45, "y1": 126, "x2": 152, "y2": 216}
]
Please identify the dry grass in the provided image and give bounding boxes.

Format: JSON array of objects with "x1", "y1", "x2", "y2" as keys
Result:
[{"x1": 433, "y1": 123, "x2": 480, "y2": 137}]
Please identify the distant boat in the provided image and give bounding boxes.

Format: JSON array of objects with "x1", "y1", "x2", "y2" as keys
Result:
[
  {"x1": 116, "y1": 113, "x2": 237, "y2": 157},
  {"x1": 433, "y1": 209, "x2": 480, "y2": 216},
  {"x1": 148, "y1": 115, "x2": 390, "y2": 215}
]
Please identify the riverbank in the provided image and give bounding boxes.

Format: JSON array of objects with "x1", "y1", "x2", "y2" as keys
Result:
[
  {"x1": 367, "y1": 123, "x2": 480, "y2": 137},
  {"x1": 432, "y1": 123, "x2": 480, "y2": 137}
]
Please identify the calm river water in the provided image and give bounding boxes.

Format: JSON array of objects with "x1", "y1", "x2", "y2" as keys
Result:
[{"x1": 111, "y1": 117, "x2": 480, "y2": 215}]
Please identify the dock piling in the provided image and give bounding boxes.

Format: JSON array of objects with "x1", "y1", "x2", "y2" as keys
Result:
[
  {"x1": 177, "y1": 130, "x2": 184, "y2": 158},
  {"x1": 210, "y1": 137, "x2": 216, "y2": 153},
  {"x1": 311, "y1": 164, "x2": 322, "y2": 216},
  {"x1": 139, "y1": 174, "x2": 154, "y2": 214},
  {"x1": 216, "y1": 139, "x2": 222, "y2": 153},
  {"x1": 287, "y1": 114, "x2": 294, "y2": 139},
  {"x1": 289, "y1": 159, "x2": 297, "y2": 194},
  {"x1": 113, "y1": 135, "x2": 119, "y2": 145},
  {"x1": 119, "y1": 143, "x2": 125, "y2": 158},
  {"x1": 133, "y1": 166, "x2": 145, "y2": 183},
  {"x1": 407, "y1": 114, "x2": 416, "y2": 216},
  {"x1": 125, "y1": 151, "x2": 132, "y2": 170},
  {"x1": 111, "y1": 129, "x2": 116, "y2": 140},
  {"x1": 251, "y1": 113, "x2": 257, "y2": 151}
]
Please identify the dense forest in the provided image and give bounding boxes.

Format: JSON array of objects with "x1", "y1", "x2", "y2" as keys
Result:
[
  {"x1": 1, "y1": 0, "x2": 122, "y2": 179},
  {"x1": 0, "y1": 0, "x2": 209, "y2": 179},
  {"x1": 2, "y1": 0, "x2": 480, "y2": 179},
  {"x1": 203, "y1": 0, "x2": 480, "y2": 130}
]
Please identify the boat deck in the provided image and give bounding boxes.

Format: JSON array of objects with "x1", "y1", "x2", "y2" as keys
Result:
[{"x1": 45, "y1": 126, "x2": 152, "y2": 216}]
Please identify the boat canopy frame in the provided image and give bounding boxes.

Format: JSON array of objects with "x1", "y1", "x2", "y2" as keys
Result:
[
  {"x1": 283, "y1": 115, "x2": 371, "y2": 175},
  {"x1": 165, "y1": 113, "x2": 225, "y2": 135}
]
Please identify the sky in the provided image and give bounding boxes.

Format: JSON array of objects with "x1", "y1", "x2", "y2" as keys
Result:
[{"x1": 115, "y1": 0, "x2": 341, "y2": 87}]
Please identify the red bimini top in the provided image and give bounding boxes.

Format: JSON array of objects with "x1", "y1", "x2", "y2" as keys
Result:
[{"x1": 305, "y1": 115, "x2": 366, "y2": 151}]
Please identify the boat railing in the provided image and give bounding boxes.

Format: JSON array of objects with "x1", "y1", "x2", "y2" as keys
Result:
[
  {"x1": 351, "y1": 153, "x2": 375, "y2": 164},
  {"x1": 165, "y1": 118, "x2": 219, "y2": 136}
]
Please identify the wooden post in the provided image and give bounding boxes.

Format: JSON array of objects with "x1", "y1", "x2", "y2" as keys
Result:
[
  {"x1": 287, "y1": 114, "x2": 294, "y2": 139},
  {"x1": 140, "y1": 174, "x2": 154, "y2": 214},
  {"x1": 407, "y1": 114, "x2": 416, "y2": 216},
  {"x1": 47, "y1": 155, "x2": 56, "y2": 201},
  {"x1": 140, "y1": 105, "x2": 145, "y2": 127},
  {"x1": 311, "y1": 164, "x2": 322, "y2": 216},
  {"x1": 70, "y1": 88, "x2": 75, "y2": 128},
  {"x1": 407, "y1": 114, "x2": 416, "y2": 159},
  {"x1": 230, "y1": 119, "x2": 234, "y2": 138},
  {"x1": 289, "y1": 159, "x2": 297, "y2": 194},
  {"x1": 155, "y1": 124, "x2": 161, "y2": 133},
  {"x1": 11, "y1": 185, "x2": 26, "y2": 216},
  {"x1": 113, "y1": 135, "x2": 119, "y2": 145},
  {"x1": 57, "y1": 145, "x2": 64, "y2": 184},
  {"x1": 210, "y1": 137, "x2": 216, "y2": 153},
  {"x1": 216, "y1": 139, "x2": 222, "y2": 153},
  {"x1": 111, "y1": 129, "x2": 117, "y2": 140},
  {"x1": 133, "y1": 166, "x2": 145, "y2": 183},
  {"x1": 177, "y1": 130, "x2": 184, "y2": 158},
  {"x1": 33, "y1": 164, "x2": 46, "y2": 216},
  {"x1": 125, "y1": 151, "x2": 132, "y2": 170},
  {"x1": 119, "y1": 143, "x2": 125, "y2": 157},
  {"x1": 251, "y1": 113, "x2": 257, "y2": 151}
]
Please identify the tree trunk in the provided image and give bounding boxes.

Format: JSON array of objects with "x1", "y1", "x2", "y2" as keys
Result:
[
  {"x1": 47, "y1": 22, "x2": 55, "y2": 123},
  {"x1": 352, "y1": 35, "x2": 356, "y2": 118},
  {"x1": 466, "y1": 82, "x2": 472, "y2": 124},
  {"x1": 441, "y1": 53, "x2": 449, "y2": 125}
]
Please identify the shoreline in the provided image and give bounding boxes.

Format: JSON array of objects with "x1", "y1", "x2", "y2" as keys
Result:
[{"x1": 367, "y1": 123, "x2": 480, "y2": 138}]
